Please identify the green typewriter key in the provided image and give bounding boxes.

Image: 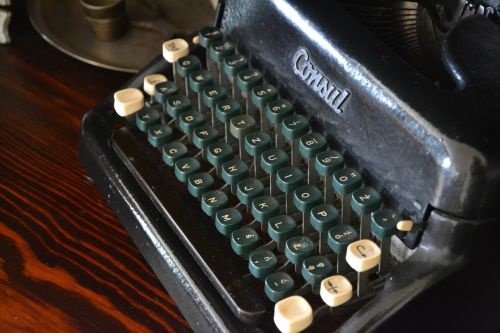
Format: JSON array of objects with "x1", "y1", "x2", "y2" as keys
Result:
[
  {"x1": 251, "y1": 84, "x2": 278, "y2": 132},
  {"x1": 192, "y1": 125, "x2": 220, "y2": 158},
  {"x1": 136, "y1": 107, "x2": 161, "y2": 132},
  {"x1": 231, "y1": 227, "x2": 260, "y2": 256},
  {"x1": 162, "y1": 38, "x2": 189, "y2": 86},
  {"x1": 147, "y1": 124, "x2": 173, "y2": 148},
  {"x1": 236, "y1": 68, "x2": 263, "y2": 115},
  {"x1": 202, "y1": 85, "x2": 227, "y2": 128},
  {"x1": 229, "y1": 114, "x2": 257, "y2": 162},
  {"x1": 249, "y1": 249, "x2": 278, "y2": 279},
  {"x1": 153, "y1": 81, "x2": 178, "y2": 113},
  {"x1": 207, "y1": 141, "x2": 233, "y2": 175},
  {"x1": 216, "y1": 99, "x2": 242, "y2": 144},
  {"x1": 143, "y1": 74, "x2": 167, "y2": 105},
  {"x1": 189, "y1": 69, "x2": 214, "y2": 112},
  {"x1": 210, "y1": 39, "x2": 235, "y2": 85},
  {"x1": 310, "y1": 204, "x2": 339, "y2": 254},
  {"x1": 187, "y1": 172, "x2": 214, "y2": 199},
  {"x1": 236, "y1": 178, "x2": 265, "y2": 210},
  {"x1": 198, "y1": 26, "x2": 222, "y2": 74},
  {"x1": 276, "y1": 166, "x2": 305, "y2": 215},
  {"x1": 285, "y1": 235, "x2": 315, "y2": 273},
  {"x1": 261, "y1": 148, "x2": 289, "y2": 196},
  {"x1": 174, "y1": 157, "x2": 201, "y2": 183},
  {"x1": 282, "y1": 115, "x2": 309, "y2": 167},
  {"x1": 178, "y1": 111, "x2": 205, "y2": 143},
  {"x1": 351, "y1": 187, "x2": 382, "y2": 239},
  {"x1": 268, "y1": 215, "x2": 297, "y2": 252},
  {"x1": 293, "y1": 185, "x2": 322, "y2": 235},
  {"x1": 162, "y1": 142, "x2": 188, "y2": 167},
  {"x1": 215, "y1": 207, "x2": 243, "y2": 236},
  {"x1": 301, "y1": 256, "x2": 333, "y2": 291},
  {"x1": 266, "y1": 99, "x2": 293, "y2": 148},
  {"x1": 251, "y1": 195, "x2": 280, "y2": 232},
  {"x1": 328, "y1": 224, "x2": 358, "y2": 274},
  {"x1": 371, "y1": 208, "x2": 399, "y2": 275},
  {"x1": 221, "y1": 159, "x2": 249, "y2": 194},
  {"x1": 299, "y1": 133, "x2": 327, "y2": 184},
  {"x1": 332, "y1": 168, "x2": 362, "y2": 226},
  {"x1": 264, "y1": 272, "x2": 295, "y2": 302},
  {"x1": 166, "y1": 95, "x2": 191, "y2": 120},
  {"x1": 245, "y1": 131, "x2": 271, "y2": 178},
  {"x1": 223, "y1": 54, "x2": 248, "y2": 98},
  {"x1": 201, "y1": 190, "x2": 228, "y2": 217},
  {"x1": 315, "y1": 150, "x2": 344, "y2": 203},
  {"x1": 176, "y1": 55, "x2": 201, "y2": 97}
]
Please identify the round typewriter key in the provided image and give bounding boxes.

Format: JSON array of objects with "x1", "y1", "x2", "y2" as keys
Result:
[
  {"x1": 113, "y1": 88, "x2": 144, "y2": 117},
  {"x1": 210, "y1": 40, "x2": 235, "y2": 62},
  {"x1": 147, "y1": 124, "x2": 173, "y2": 148},
  {"x1": 201, "y1": 190, "x2": 228, "y2": 217},
  {"x1": 215, "y1": 208, "x2": 243, "y2": 236},
  {"x1": 282, "y1": 115, "x2": 309, "y2": 166},
  {"x1": 223, "y1": 54, "x2": 248, "y2": 98},
  {"x1": 261, "y1": 148, "x2": 289, "y2": 196},
  {"x1": 252, "y1": 84, "x2": 278, "y2": 132},
  {"x1": 351, "y1": 187, "x2": 382, "y2": 239},
  {"x1": 230, "y1": 114, "x2": 257, "y2": 161},
  {"x1": 293, "y1": 185, "x2": 322, "y2": 235},
  {"x1": 249, "y1": 249, "x2": 278, "y2": 279},
  {"x1": 299, "y1": 133, "x2": 327, "y2": 184},
  {"x1": 266, "y1": 99, "x2": 293, "y2": 148},
  {"x1": 198, "y1": 26, "x2": 222, "y2": 48},
  {"x1": 285, "y1": 235, "x2": 315, "y2": 273},
  {"x1": 277, "y1": 166, "x2": 305, "y2": 215},
  {"x1": 216, "y1": 98, "x2": 241, "y2": 144},
  {"x1": 178, "y1": 111, "x2": 205, "y2": 142},
  {"x1": 320, "y1": 275, "x2": 353, "y2": 307},
  {"x1": 207, "y1": 141, "x2": 233, "y2": 175},
  {"x1": 176, "y1": 55, "x2": 201, "y2": 97},
  {"x1": 371, "y1": 209, "x2": 399, "y2": 275},
  {"x1": 162, "y1": 38, "x2": 189, "y2": 87},
  {"x1": 221, "y1": 159, "x2": 249, "y2": 194},
  {"x1": 136, "y1": 107, "x2": 161, "y2": 132},
  {"x1": 332, "y1": 168, "x2": 363, "y2": 226},
  {"x1": 231, "y1": 227, "x2": 260, "y2": 256},
  {"x1": 190, "y1": 69, "x2": 214, "y2": 111},
  {"x1": 154, "y1": 81, "x2": 178, "y2": 105},
  {"x1": 274, "y1": 295, "x2": 313, "y2": 333},
  {"x1": 236, "y1": 178, "x2": 265, "y2": 208},
  {"x1": 268, "y1": 215, "x2": 297, "y2": 252},
  {"x1": 346, "y1": 239, "x2": 381, "y2": 297},
  {"x1": 316, "y1": 150, "x2": 344, "y2": 203},
  {"x1": 311, "y1": 203, "x2": 339, "y2": 254},
  {"x1": 203, "y1": 85, "x2": 227, "y2": 127},
  {"x1": 166, "y1": 95, "x2": 191, "y2": 119},
  {"x1": 245, "y1": 131, "x2": 271, "y2": 178},
  {"x1": 265, "y1": 272, "x2": 295, "y2": 302},
  {"x1": 301, "y1": 256, "x2": 333, "y2": 288},
  {"x1": 251, "y1": 195, "x2": 280, "y2": 232},
  {"x1": 143, "y1": 74, "x2": 167, "y2": 104},
  {"x1": 162, "y1": 142, "x2": 188, "y2": 167},
  {"x1": 192, "y1": 125, "x2": 219, "y2": 158},
  {"x1": 187, "y1": 172, "x2": 214, "y2": 199},
  {"x1": 328, "y1": 224, "x2": 358, "y2": 274},
  {"x1": 174, "y1": 157, "x2": 201, "y2": 183},
  {"x1": 237, "y1": 68, "x2": 263, "y2": 116}
]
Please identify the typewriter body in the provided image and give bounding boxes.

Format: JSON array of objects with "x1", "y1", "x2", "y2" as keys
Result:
[{"x1": 79, "y1": 0, "x2": 500, "y2": 332}]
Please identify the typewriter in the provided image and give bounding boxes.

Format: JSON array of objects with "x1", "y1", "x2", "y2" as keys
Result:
[{"x1": 79, "y1": 0, "x2": 500, "y2": 332}]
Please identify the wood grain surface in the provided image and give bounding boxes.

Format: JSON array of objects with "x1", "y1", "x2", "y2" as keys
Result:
[{"x1": 0, "y1": 2, "x2": 191, "y2": 332}]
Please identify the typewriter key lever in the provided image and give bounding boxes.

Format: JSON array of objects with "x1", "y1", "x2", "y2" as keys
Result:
[{"x1": 162, "y1": 38, "x2": 189, "y2": 86}]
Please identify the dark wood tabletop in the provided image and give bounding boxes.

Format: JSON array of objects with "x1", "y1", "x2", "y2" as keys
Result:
[{"x1": 0, "y1": 2, "x2": 191, "y2": 332}]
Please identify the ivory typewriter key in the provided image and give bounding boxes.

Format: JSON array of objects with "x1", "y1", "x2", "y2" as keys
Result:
[
  {"x1": 332, "y1": 168, "x2": 363, "y2": 225},
  {"x1": 202, "y1": 84, "x2": 227, "y2": 128},
  {"x1": 251, "y1": 195, "x2": 280, "y2": 232},
  {"x1": 236, "y1": 68, "x2": 263, "y2": 115},
  {"x1": 371, "y1": 209, "x2": 399, "y2": 275},
  {"x1": 245, "y1": 131, "x2": 271, "y2": 178},
  {"x1": 285, "y1": 235, "x2": 315, "y2": 274},
  {"x1": 320, "y1": 275, "x2": 353, "y2": 307},
  {"x1": 276, "y1": 166, "x2": 305, "y2": 215},
  {"x1": 223, "y1": 53, "x2": 248, "y2": 98},
  {"x1": 261, "y1": 148, "x2": 289, "y2": 196},
  {"x1": 310, "y1": 204, "x2": 339, "y2": 254},
  {"x1": 251, "y1": 84, "x2": 278, "y2": 132},
  {"x1": 315, "y1": 150, "x2": 344, "y2": 203},
  {"x1": 299, "y1": 133, "x2": 327, "y2": 185},
  {"x1": 351, "y1": 187, "x2": 382, "y2": 239},
  {"x1": 328, "y1": 224, "x2": 358, "y2": 274},
  {"x1": 162, "y1": 38, "x2": 189, "y2": 85},
  {"x1": 143, "y1": 74, "x2": 167, "y2": 105},
  {"x1": 266, "y1": 99, "x2": 293, "y2": 148},
  {"x1": 282, "y1": 115, "x2": 309, "y2": 167},
  {"x1": 215, "y1": 99, "x2": 242, "y2": 144},
  {"x1": 268, "y1": 215, "x2": 297, "y2": 252},
  {"x1": 346, "y1": 239, "x2": 381, "y2": 297},
  {"x1": 209, "y1": 39, "x2": 235, "y2": 85},
  {"x1": 229, "y1": 114, "x2": 257, "y2": 162},
  {"x1": 198, "y1": 26, "x2": 223, "y2": 77},
  {"x1": 274, "y1": 295, "x2": 313, "y2": 333},
  {"x1": 176, "y1": 55, "x2": 201, "y2": 97},
  {"x1": 113, "y1": 88, "x2": 144, "y2": 117},
  {"x1": 189, "y1": 69, "x2": 214, "y2": 113},
  {"x1": 397, "y1": 219, "x2": 414, "y2": 232},
  {"x1": 293, "y1": 185, "x2": 322, "y2": 235}
]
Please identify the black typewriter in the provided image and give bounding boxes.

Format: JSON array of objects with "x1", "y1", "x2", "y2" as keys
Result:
[{"x1": 79, "y1": 0, "x2": 500, "y2": 332}]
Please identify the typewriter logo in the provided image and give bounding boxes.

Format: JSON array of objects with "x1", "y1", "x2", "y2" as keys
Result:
[{"x1": 293, "y1": 48, "x2": 350, "y2": 114}]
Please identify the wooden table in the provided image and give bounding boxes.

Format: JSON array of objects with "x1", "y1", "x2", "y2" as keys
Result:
[{"x1": 0, "y1": 2, "x2": 191, "y2": 332}]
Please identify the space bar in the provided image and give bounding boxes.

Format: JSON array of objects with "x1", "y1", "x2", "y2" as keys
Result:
[{"x1": 111, "y1": 127, "x2": 268, "y2": 324}]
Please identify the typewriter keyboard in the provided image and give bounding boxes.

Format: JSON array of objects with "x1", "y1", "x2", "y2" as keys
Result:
[{"x1": 111, "y1": 27, "x2": 413, "y2": 332}]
